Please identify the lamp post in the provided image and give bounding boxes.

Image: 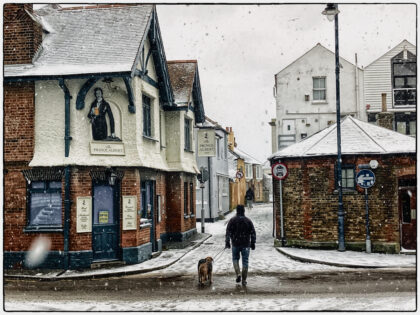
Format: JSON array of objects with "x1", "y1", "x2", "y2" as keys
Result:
[{"x1": 322, "y1": 3, "x2": 345, "y2": 251}]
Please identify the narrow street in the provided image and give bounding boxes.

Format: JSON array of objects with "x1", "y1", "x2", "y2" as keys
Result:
[{"x1": 4, "y1": 204, "x2": 416, "y2": 311}]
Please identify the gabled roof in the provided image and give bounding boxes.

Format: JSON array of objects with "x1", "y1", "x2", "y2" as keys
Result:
[
  {"x1": 275, "y1": 43, "x2": 358, "y2": 77},
  {"x1": 365, "y1": 39, "x2": 416, "y2": 68},
  {"x1": 167, "y1": 60, "x2": 205, "y2": 123},
  {"x1": 269, "y1": 116, "x2": 415, "y2": 160},
  {"x1": 198, "y1": 116, "x2": 228, "y2": 134},
  {"x1": 5, "y1": 4, "x2": 153, "y2": 77},
  {"x1": 234, "y1": 148, "x2": 263, "y2": 165}
]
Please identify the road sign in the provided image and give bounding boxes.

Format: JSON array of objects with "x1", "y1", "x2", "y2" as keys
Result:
[
  {"x1": 356, "y1": 169, "x2": 375, "y2": 189},
  {"x1": 272, "y1": 162, "x2": 288, "y2": 180},
  {"x1": 236, "y1": 170, "x2": 244, "y2": 179}
]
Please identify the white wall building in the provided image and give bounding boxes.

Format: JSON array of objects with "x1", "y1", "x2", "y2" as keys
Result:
[
  {"x1": 272, "y1": 43, "x2": 364, "y2": 152},
  {"x1": 364, "y1": 40, "x2": 416, "y2": 136}
]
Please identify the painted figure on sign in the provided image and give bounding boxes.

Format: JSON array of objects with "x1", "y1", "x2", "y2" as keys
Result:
[{"x1": 88, "y1": 88, "x2": 116, "y2": 140}]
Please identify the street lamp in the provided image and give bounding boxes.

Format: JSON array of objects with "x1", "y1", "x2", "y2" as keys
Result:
[{"x1": 322, "y1": 3, "x2": 345, "y2": 252}]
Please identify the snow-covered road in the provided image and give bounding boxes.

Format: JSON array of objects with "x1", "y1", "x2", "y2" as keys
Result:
[{"x1": 147, "y1": 203, "x2": 345, "y2": 278}]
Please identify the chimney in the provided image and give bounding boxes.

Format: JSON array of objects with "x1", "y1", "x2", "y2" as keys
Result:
[
  {"x1": 227, "y1": 127, "x2": 236, "y2": 151},
  {"x1": 377, "y1": 93, "x2": 394, "y2": 130},
  {"x1": 4, "y1": 4, "x2": 42, "y2": 65}
]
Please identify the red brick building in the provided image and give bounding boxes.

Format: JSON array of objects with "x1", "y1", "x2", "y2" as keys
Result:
[
  {"x1": 269, "y1": 116, "x2": 416, "y2": 253},
  {"x1": 4, "y1": 4, "x2": 205, "y2": 269}
]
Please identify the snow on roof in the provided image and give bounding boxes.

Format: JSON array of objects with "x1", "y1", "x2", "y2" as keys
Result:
[
  {"x1": 269, "y1": 116, "x2": 416, "y2": 160},
  {"x1": 5, "y1": 5, "x2": 153, "y2": 77},
  {"x1": 234, "y1": 148, "x2": 263, "y2": 165},
  {"x1": 167, "y1": 61, "x2": 197, "y2": 104}
]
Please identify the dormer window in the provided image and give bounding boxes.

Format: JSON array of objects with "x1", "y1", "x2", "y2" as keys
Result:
[{"x1": 392, "y1": 50, "x2": 416, "y2": 107}]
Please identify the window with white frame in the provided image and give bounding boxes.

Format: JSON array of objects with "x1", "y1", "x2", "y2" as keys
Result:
[
  {"x1": 313, "y1": 77, "x2": 326, "y2": 101},
  {"x1": 245, "y1": 164, "x2": 253, "y2": 179},
  {"x1": 255, "y1": 165, "x2": 263, "y2": 180}
]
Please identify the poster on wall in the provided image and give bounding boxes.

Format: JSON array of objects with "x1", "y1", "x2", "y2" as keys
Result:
[
  {"x1": 76, "y1": 197, "x2": 92, "y2": 233},
  {"x1": 123, "y1": 196, "x2": 137, "y2": 230},
  {"x1": 197, "y1": 129, "x2": 216, "y2": 157}
]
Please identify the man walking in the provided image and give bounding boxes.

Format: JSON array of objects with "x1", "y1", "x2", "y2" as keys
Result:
[
  {"x1": 225, "y1": 205, "x2": 256, "y2": 285},
  {"x1": 245, "y1": 187, "x2": 255, "y2": 210}
]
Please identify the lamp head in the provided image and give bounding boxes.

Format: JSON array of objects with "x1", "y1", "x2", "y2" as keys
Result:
[{"x1": 322, "y1": 3, "x2": 339, "y2": 22}]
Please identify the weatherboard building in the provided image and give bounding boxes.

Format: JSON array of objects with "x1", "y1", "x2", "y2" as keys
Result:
[
  {"x1": 4, "y1": 4, "x2": 205, "y2": 269},
  {"x1": 269, "y1": 116, "x2": 416, "y2": 253}
]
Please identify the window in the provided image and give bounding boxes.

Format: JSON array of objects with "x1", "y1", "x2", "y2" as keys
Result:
[
  {"x1": 216, "y1": 137, "x2": 221, "y2": 159},
  {"x1": 143, "y1": 95, "x2": 152, "y2": 137},
  {"x1": 245, "y1": 164, "x2": 253, "y2": 179},
  {"x1": 335, "y1": 165, "x2": 355, "y2": 189},
  {"x1": 301, "y1": 133, "x2": 307, "y2": 139},
  {"x1": 313, "y1": 77, "x2": 326, "y2": 101},
  {"x1": 255, "y1": 165, "x2": 263, "y2": 180},
  {"x1": 28, "y1": 181, "x2": 62, "y2": 227},
  {"x1": 159, "y1": 110, "x2": 166, "y2": 149},
  {"x1": 141, "y1": 180, "x2": 154, "y2": 219},
  {"x1": 395, "y1": 112, "x2": 416, "y2": 136},
  {"x1": 224, "y1": 137, "x2": 227, "y2": 160},
  {"x1": 392, "y1": 51, "x2": 416, "y2": 106},
  {"x1": 367, "y1": 113, "x2": 378, "y2": 125},
  {"x1": 184, "y1": 182, "x2": 188, "y2": 216},
  {"x1": 190, "y1": 183, "x2": 194, "y2": 215},
  {"x1": 184, "y1": 118, "x2": 191, "y2": 151}
]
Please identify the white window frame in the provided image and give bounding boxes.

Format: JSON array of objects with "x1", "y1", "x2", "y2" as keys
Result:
[
  {"x1": 245, "y1": 163, "x2": 253, "y2": 180},
  {"x1": 312, "y1": 77, "x2": 327, "y2": 102}
]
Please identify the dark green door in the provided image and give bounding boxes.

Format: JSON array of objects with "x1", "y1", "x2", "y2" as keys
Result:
[
  {"x1": 141, "y1": 180, "x2": 157, "y2": 252},
  {"x1": 92, "y1": 182, "x2": 120, "y2": 261}
]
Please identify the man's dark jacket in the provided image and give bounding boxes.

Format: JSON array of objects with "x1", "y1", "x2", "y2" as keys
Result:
[{"x1": 225, "y1": 210, "x2": 256, "y2": 248}]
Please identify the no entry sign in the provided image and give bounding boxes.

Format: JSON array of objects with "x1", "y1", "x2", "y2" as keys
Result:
[{"x1": 272, "y1": 162, "x2": 288, "y2": 180}]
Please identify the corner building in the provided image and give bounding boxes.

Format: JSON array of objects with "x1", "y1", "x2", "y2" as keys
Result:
[{"x1": 4, "y1": 4, "x2": 204, "y2": 269}]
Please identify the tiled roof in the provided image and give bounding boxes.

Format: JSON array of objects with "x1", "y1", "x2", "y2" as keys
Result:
[
  {"x1": 5, "y1": 5, "x2": 153, "y2": 77},
  {"x1": 167, "y1": 61, "x2": 197, "y2": 104},
  {"x1": 269, "y1": 116, "x2": 416, "y2": 160}
]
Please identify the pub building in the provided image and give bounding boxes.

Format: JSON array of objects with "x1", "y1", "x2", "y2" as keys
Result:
[{"x1": 4, "y1": 4, "x2": 205, "y2": 269}]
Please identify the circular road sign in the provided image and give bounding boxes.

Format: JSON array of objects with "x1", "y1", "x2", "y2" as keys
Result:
[
  {"x1": 236, "y1": 170, "x2": 244, "y2": 179},
  {"x1": 356, "y1": 169, "x2": 376, "y2": 189},
  {"x1": 272, "y1": 162, "x2": 288, "y2": 180}
]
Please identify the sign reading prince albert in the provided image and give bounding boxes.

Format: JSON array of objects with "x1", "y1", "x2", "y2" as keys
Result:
[{"x1": 88, "y1": 88, "x2": 120, "y2": 141}]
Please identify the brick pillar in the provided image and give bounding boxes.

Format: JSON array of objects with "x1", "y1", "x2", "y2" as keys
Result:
[{"x1": 4, "y1": 4, "x2": 42, "y2": 65}]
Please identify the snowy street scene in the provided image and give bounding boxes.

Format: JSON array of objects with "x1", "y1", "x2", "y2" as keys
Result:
[
  {"x1": 4, "y1": 204, "x2": 416, "y2": 311},
  {"x1": 3, "y1": 2, "x2": 416, "y2": 313}
]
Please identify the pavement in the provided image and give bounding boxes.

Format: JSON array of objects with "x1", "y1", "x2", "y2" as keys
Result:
[{"x1": 5, "y1": 233, "x2": 415, "y2": 280}]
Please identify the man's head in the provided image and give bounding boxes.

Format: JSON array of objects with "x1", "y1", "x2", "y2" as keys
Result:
[
  {"x1": 94, "y1": 87, "x2": 103, "y2": 99},
  {"x1": 236, "y1": 205, "x2": 245, "y2": 216}
]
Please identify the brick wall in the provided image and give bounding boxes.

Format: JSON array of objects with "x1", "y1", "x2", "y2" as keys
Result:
[
  {"x1": 4, "y1": 4, "x2": 42, "y2": 65},
  {"x1": 273, "y1": 155, "x2": 415, "y2": 250},
  {"x1": 4, "y1": 82, "x2": 35, "y2": 163}
]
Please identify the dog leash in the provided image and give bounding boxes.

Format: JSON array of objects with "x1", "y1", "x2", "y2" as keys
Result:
[{"x1": 213, "y1": 247, "x2": 226, "y2": 262}]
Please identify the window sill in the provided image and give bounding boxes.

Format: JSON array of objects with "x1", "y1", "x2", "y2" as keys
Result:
[
  {"x1": 140, "y1": 223, "x2": 151, "y2": 229},
  {"x1": 333, "y1": 189, "x2": 357, "y2": 195},
  {"x1": 184, "y1": 214, "x2": 190, "y2": 219},
  {"x1": 143, "y1": 135, "x2": 158, "y2": 142},
  {"x1": 24, "y1": 226, "x2": 63, "y2": 233},
  {"x1": 190, "y1": 214, "x2": 195, "y2": 218},
  {"x1": 312, "y1": 101, "x2": 328, "y2": 105},
  {"x1": 184, "y1": 149, "x2": 194, "y2": 153}
]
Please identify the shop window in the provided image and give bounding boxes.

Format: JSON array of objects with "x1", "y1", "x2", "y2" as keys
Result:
[
  {"x1": 313, "y1": 77, "x2": 326, "y2": 101},
  {"x1": 335, "y1": 165, "x2": 355, "y2": 190},
  {"x1": 27, "y1": 181, "x2": 62, "y2": 228},
  {"x1": 143, "y1": 95, "x2": 152, "y2": 137},
  {"x1": 184, "y1": 182, "x2": 188, "y2": 216},
  {"x1": 190, "y1": 182, "x2": 194, "y2": 215}
]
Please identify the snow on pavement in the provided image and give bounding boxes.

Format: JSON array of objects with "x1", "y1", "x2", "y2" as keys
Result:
[
  {"x1": 146, "y1": 203, "x2": 347, "y2": 278},
  {"x1": 5, "y1": 292, "x2": 416, "y2": 311}
]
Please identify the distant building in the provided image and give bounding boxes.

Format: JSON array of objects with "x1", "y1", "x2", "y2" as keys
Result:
[
  {"x1": 364, "y1": 40, "x2": 416, "y2": 136},
  {"x1": 269, "y1": 116, "x2": 416, "y2": 253},
  {"x1": 195, "y1": 117, "x2": 230, "y2": 222},
  {"x1": 271, "y1": 43, "x2": 364, "y2": 152}
]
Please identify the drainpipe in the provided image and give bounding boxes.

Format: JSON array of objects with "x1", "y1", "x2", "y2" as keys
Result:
[
  {"x1": 58, "y1": 78, "x2": 72, "y2": 269},
  {"x1": 208, "y1": 157, "x2": 212, "y2": 220},
  {"x1": 63, "y1": 166, "x2": 71, "y2": 270},
  {"x1": 354, "y1": 53, "x2": 360, "y2": 119},
  {"x1": 58, "y1": 78, "x2": 72, "y2": 157}
]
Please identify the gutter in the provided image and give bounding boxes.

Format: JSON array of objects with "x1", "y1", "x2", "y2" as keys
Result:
[{"x1": 58, "y1": 79, "x2": 72, "y2": 157}]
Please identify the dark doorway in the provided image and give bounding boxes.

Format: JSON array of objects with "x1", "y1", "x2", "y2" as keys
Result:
[
  {"x1": 92, "y1": 181, "x2": 121, "y2": 261},
  {"x1": 398, "y1": 178, "x2": 416, "y2": 250},
  {"x1": 141, "y1": 180, "x2": 157, "y2": 252}
]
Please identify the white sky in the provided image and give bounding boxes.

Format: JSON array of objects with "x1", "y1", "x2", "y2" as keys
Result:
[{"x1": 156, "y1": 3, "x2": 416, "y2": 162}]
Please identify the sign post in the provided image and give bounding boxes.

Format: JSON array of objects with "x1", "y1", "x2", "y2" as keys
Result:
[
  {"x1": 356, "y1": 169, "x2": 376, "y2": 253},
  {"x1": 272, "y1": 162, "x2": 288, "y2": 246},
  {"x1": 198, "y1": 166, "x2": 209, "y2": 233}
]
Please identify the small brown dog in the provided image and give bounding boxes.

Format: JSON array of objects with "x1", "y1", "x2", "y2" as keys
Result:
[{"x1": 198, "y1": 256, "x2": 213, "y2": 285}]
